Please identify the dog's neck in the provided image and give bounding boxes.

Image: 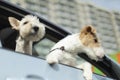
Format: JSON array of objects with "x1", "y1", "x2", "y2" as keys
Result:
[{"x1": 15, "y1": 36, "x2": 32, "y2": 55}]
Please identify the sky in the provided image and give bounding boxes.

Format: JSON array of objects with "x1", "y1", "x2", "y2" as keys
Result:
[{"x1": 83, "y1": 0, "x2": 120, "y2": 11}]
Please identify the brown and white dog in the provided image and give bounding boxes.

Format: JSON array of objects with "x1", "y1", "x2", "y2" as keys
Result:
[{"x1": 46, "y1": 26, "x2": 105, "y2": 80}]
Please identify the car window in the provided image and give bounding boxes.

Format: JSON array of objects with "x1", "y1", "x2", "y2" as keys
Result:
[{"x1": 33, "y1": 38, "x2": 55, "y2": 58}]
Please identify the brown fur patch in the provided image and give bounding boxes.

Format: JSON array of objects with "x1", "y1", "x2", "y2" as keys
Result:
[{"x1": 80, "y1": 26, "x2": 100, "y2": 48}]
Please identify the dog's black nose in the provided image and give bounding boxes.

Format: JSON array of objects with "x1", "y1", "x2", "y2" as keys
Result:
[
  {"x1": 97, "y1": 56, "x2": 103, "y2": 61},
  {"x1": 33, "y1": 26, "x2": 39, "y2": 32}
]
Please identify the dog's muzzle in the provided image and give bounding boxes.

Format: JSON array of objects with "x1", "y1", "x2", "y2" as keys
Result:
[
  {"x1": 92, "y1": 47, "x2": 105, "y2": 61},
  {"x1": 33, "y1": 26, "x2": 39, "y2": 32},
  {"x1": 31, "y1": 26, "x2": 39, "y2": 35}
]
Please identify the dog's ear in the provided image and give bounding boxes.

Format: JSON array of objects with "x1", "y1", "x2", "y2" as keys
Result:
[
  {"x1": 80, "y1": 25, "x2": 96, "y2": 34},
  {"x1": 8, "y1": 17, "x2": 20, "y2": 30},
  {"x1": 86, "y1": 26, "x2": 92, "y2": 32}
]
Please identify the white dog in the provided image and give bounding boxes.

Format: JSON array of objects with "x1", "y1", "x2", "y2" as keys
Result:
[
  {"x1": 46, "y1": 26, "x2": 105, "y2": 80},
  {"x1": 8, "y1": 15, "x2": 45, "y2": 55}
]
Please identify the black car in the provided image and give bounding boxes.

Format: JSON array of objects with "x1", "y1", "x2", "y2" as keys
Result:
[{"x1": 0, "y1": 0, "x2": 120, "y2": 80}]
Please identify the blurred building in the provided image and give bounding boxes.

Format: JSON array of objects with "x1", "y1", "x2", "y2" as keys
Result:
[{"x1": 6, "y1": 0, "x2": 120, "y2": 56}]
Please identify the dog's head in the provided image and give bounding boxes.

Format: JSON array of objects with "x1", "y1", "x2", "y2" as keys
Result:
[
  {"x1": 80, "y1": 26, "x2": 105, "y2": 61},
  {"x1": 8, "y1": 15, "x2": 45, "y2": 41}
]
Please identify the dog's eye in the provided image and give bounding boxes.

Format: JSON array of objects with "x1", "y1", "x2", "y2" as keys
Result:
[
  {"x1": 94, "y1": 39, "x2": 98, "y2": 43},
  {"x1": 23, "y1": 21, "x2": 28, "y2": 25},
  {"x1": 85, "y1": 33, "x2": 87, "y2": 35}
]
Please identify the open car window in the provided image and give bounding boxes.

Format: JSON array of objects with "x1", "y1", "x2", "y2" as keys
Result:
[{"x1": 34, "y1": 38, "x2": 55, "y2": 58}]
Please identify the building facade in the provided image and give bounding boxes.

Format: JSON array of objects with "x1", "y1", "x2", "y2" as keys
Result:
[{"x1": 6, "y1": 0, "x2": 120, "y2": 57}]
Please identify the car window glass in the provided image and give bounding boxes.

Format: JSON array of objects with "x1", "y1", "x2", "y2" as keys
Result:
[{"x1": 33, "y1": 38, "x2": 55, "y2": 59}]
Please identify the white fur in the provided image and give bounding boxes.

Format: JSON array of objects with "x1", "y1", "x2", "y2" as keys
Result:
[
  {"x1": 46, "y1": 33, "x2": 104, "y2": 80},
  {"x1": 8, "y1": 15, "x2": 45, "y2": 55}
]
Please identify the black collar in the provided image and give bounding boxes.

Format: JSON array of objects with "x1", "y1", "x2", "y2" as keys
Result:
[{"x1": 49, "y1": 46, "x2": 65, "y2": 53}]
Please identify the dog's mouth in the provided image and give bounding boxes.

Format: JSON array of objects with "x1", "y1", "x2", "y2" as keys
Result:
[
  {"x1": 30, "y1": 31, "x2": 38, "y2": 35},
  {"x1": 90, "y1": 47, "x2": 105, "y2": 61},
  {"x1": 96, "y1": 56, "x2": 104, "y2": 61}
]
